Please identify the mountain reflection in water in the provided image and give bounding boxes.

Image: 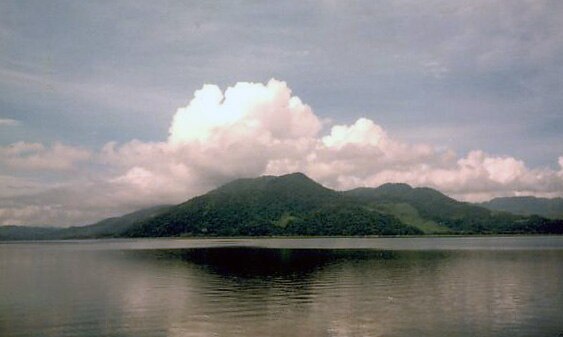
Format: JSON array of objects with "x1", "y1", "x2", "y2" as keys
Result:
[{"x1": 1, "y1": 239, "x2": 562, "y2": 337}]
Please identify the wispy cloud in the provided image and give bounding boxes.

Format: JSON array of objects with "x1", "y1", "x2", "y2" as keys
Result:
[
  {"x1": 0, "y1": 142, "x2": 91, "y2": 172},
  {"x1": 0, "y1": 118, "x2": 20, "y2": 126}
]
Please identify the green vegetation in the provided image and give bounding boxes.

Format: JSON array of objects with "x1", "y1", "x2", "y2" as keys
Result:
[
  {"x1": 344, "y1": 183, "x2": 563, "y2": 234},
  {"x1": 372, "y1": 202, "x2": 451, "y2": 234},
  {"x1": 123, "y1": 173, "x2": 422, "y2": 237},
  {"x1": 1, "y1": 173, "x2": 562, "y2": 241}
]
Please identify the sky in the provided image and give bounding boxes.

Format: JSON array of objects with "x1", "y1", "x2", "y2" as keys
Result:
[{"x1": 1, "y1": 0, "x2": 563, "y2": 226}]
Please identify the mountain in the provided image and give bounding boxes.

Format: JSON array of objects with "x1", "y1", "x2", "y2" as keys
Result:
[
  {"x1": 480, "y1": 196, "x2": 563, "y2": 219},
  {"x1": 2, "y1": 173, "x2": 562, "y2": 240},
  {"x1": 123, "y1": 173, "x2": 421, "y2": 237},
  {"x1": 343, "y1": 183, "x2": 563, "y2": 234}
]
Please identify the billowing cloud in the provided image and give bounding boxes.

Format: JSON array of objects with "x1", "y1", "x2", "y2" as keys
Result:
[
  {"x1": 169, "y1": 79, "x2": 320, "y2": 144},
  {"x1": 1, "y1": 79, "x2": 562, "y2": 226}
]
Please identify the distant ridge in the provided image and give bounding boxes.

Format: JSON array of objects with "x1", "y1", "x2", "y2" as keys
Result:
[
  {"x1": 480, "y1": 196, "x2": 563, "y2": 219},
  {"x1": 342, "y1": 182, "x2": 561, "y2": 234}
]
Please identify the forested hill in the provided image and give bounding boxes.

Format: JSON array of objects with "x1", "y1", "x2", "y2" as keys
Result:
[
  {"x1": 123, "y1": 173, "x2": 420, "y2": 237},
  {"x1": 343, "y1": 183, "x2": 562, "y2": 234},
  {"x1": 1, "y1": 173, "x2": 562, "y2": 240}
]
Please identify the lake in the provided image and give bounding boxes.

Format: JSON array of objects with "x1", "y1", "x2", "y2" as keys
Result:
[{"x1": 1, "y1": 236, "x2": 562, "y2": 337}]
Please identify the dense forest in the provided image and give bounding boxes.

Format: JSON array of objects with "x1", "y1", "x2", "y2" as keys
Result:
[{"x1": 124, "y1": 173, "x2": 422, "y2": 237}]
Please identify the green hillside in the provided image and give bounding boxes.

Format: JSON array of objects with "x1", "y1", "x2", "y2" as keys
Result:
[
  {"x1": 343, "y1": 183, "x2": 562, "y2": 234},
  {"x1": 124, "y1": 173, "x2": 420, "y2": 237}
]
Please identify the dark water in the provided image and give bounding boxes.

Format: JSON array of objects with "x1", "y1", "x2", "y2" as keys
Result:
[{"x1": 1, "y1": 237, "x2": 562, "y2": 337}]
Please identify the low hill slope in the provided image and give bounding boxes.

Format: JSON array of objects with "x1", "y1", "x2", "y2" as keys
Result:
[
  {"x1": 344, "y1": 183, "x2": 563, "y2": 234},
  {"x1": 58, "y1": 205, "x2": 173, "y2": 238},
  {"x1": 0, "y1": 205, "x2": 172, "y2": 241},
  {"x1": 0, "y1": 226, "x2": 60, "y2": 241}
]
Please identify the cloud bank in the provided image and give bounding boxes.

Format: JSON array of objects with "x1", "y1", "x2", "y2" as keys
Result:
[
  {"x1": 1, "y1": 79, "x2": 562, "y2": 226},
  {"x1": 0, "y1": 142, "x2": 91, "y2": 171}
]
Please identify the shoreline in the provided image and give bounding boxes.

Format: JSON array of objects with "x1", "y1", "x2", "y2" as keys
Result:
[{"x1": 2, "y1": 233, "x2": 563, "y2": 244}]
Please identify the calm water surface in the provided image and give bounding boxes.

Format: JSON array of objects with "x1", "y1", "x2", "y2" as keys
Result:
[{"x1": 1, "y1": 236, "x2": 562, "y2": 337}]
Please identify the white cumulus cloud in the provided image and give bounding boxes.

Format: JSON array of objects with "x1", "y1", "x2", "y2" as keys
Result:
[{"x1": 169, "y1": 79, "x2": 321, "y2": 144}]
